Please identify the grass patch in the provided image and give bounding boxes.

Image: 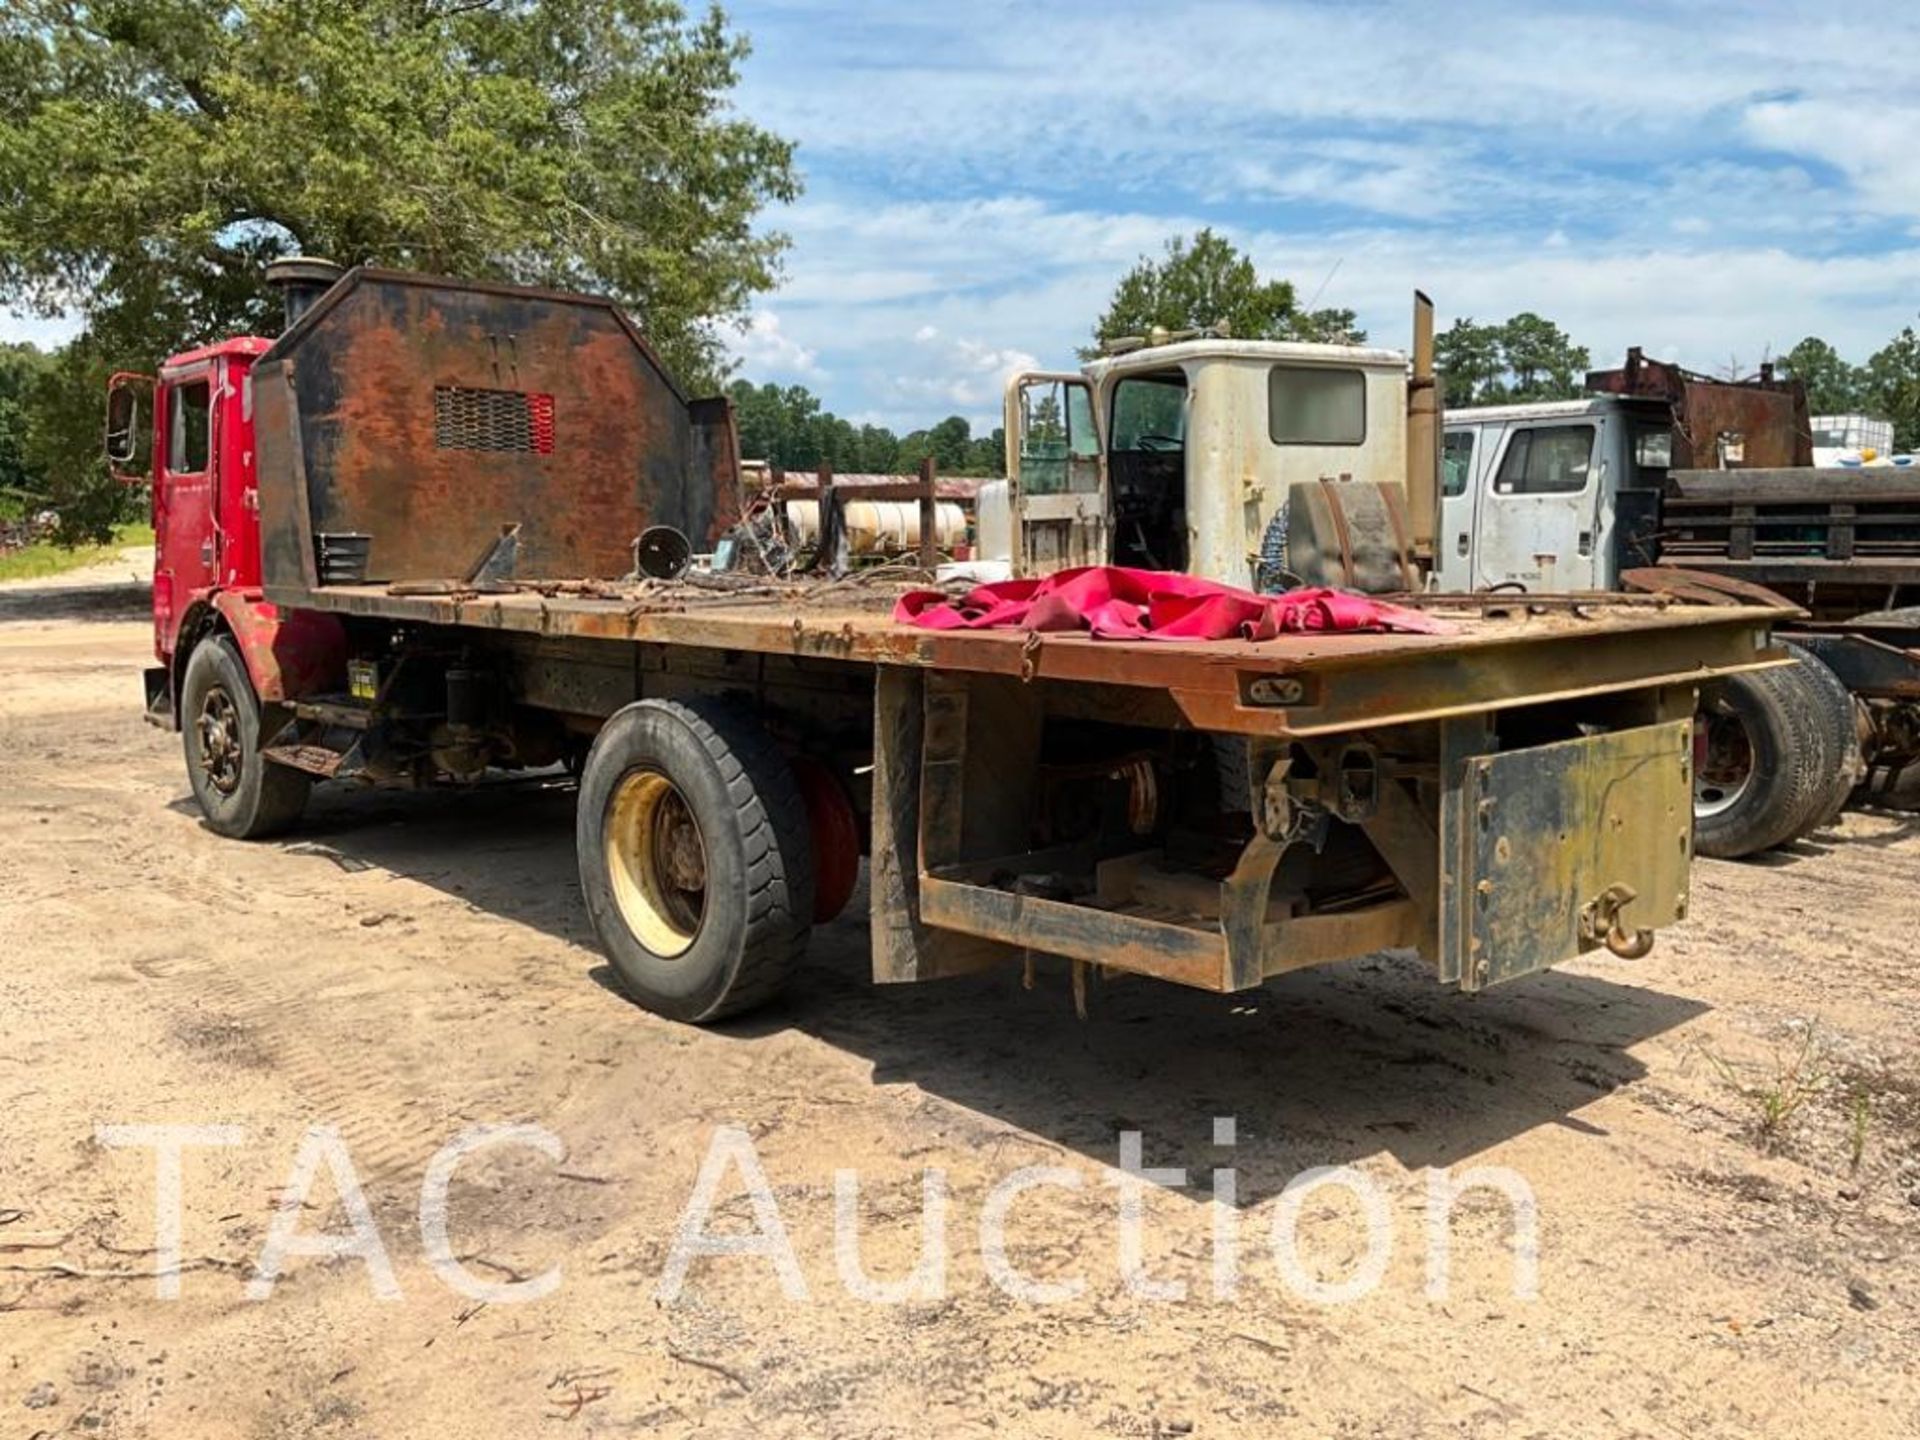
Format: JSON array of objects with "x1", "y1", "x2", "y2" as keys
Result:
[
  {"x1": 0, "y1": 522, "x2": 154, "y2": 583},
  {"x1": 1704, "y1": 1022, "x2": 1832, "y2": 1153}
]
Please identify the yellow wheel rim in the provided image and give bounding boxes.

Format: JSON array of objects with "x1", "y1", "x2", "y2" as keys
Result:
[{"x1": 605, "y1": 769, "x2": 708, "y2": 958}]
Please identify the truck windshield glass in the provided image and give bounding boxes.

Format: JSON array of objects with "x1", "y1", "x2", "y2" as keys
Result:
[
  {"x1": 1109, "y1": 374, "x2": 1187, "y2": 572},
  {"x1": 1442, "y1": 430, "x2": 1474, "y2": 497},
  {"x1": 169, "y1": 380, "x2": 211, "y2": 474},
  {"x1": 1109, "y1": 376, "x2": 1185, "y2": 451},
  {"x1": 1494, "y1": 424, "x2": 1593, "y2": 495},
  {"x1": 1269, "y1": 365, "x2": 1365, "y2": 445},
  {"x1": 1016, "y1": 379, "x2": 1098, "y2": 495}
]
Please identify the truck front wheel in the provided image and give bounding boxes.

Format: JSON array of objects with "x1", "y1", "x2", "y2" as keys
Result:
[
  {"x1": 180, "y1": 636, "x2": 311, "y2": 839},
  {"x1": 577, "y1": 698, "x2": 814, "y2": 1022}
]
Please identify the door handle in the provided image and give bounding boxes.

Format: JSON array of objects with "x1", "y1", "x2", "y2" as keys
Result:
[
  {"x1": 200, "y1": 539, "x2": 215, "y2": 567},
  {"x1": 1456, "y1": 533, "x2": 1470, "y2": 556},
  {"x1": 1577, "y1": 530, "x2": 1593, "y2": 556}
]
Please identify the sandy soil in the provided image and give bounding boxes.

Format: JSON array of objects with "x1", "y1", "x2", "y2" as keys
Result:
[{"x1": 2, "y1": 561, "x2": 1917, "y2": 1439}]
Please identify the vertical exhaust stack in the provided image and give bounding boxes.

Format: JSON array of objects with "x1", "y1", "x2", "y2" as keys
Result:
[
  {"x1": 264, "y1": 257, "x2": 345, "y2": 333},
  {"x1": 1405, "y1": 290, "x2": 1439, "y2": 577}
]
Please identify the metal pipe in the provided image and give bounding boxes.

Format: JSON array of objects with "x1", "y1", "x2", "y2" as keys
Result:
[
  {"x1": 1405, "y1": 290, "x2": 1439, "y2": 569},
  {"x1": 264, "y1": 257, "x2": 345, "y2": 332}
]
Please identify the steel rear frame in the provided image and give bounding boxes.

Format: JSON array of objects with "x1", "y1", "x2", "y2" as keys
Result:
[{"x1": 271, "y1": 577, "x2": 1785, "y2": 998}]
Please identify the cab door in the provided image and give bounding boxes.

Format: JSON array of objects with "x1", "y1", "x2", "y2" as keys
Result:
[
  {"x1": 1003, "y1": 372, "x2": 1105, "y2": 576},
  {"x1": 1435, "y1": 422, "x2": 1488, "y2": 590},
  {"x1": 1470, "y1": 420, "x2": 1603, "y2": 592},
  {"x1": 153, "y1": 362, "x2": 221, "y2": 647}
]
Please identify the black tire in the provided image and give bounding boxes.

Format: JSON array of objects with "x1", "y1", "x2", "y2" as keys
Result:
[
  {"x1": 1693, "y1": 656, "x2": 1839, "y2": 858},
  {"x1": 1783, "y1": 643, "x2": 1862, "y2": 830},
  {"x1": 577, "y1": 698, "x2": 813, "y2": 1022},
  {"x1": 180, "y1": 636, "x2": 311, "y2": 839}
]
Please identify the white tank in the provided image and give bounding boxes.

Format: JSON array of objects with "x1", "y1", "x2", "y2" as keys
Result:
[{"x1": 783, "y1": 499, "x2": 968, "y2": 557}]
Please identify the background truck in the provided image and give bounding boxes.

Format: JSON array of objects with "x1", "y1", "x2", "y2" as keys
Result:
[
  {"x1": 1443, "y1": 350, "x2": 1920, "y2": 858},
  {"x1": 107, "y1": 264, "x2": 1785, "y2": 1023}
]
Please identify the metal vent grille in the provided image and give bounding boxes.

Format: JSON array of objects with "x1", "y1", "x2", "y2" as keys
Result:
[{"x1": 433, "y1": 386, "x2": 555, "y2": 454}]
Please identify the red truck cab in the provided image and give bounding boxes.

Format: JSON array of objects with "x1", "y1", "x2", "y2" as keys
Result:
[{"x1": 111, "y1": 334, "x2": 345, "y2": 731}]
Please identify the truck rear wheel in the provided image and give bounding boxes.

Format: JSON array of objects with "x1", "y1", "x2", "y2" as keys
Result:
[
  {"x1": 1783, "y1": 643, "x2": 1863, "y2": 830},
  {"x1": 577, "y1": 698, "x2": 814, "y2": 1022},
  {"x1": 181, "y1": 636, "x2": 311, "y2": 839},
  {"x1": 1692, "y1": 654, "x2": 1839, "y2": 858}
]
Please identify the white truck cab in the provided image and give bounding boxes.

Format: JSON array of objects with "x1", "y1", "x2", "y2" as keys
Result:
[
  {"x1": 995, "y1": 337, "x2": 1411, "y2": 588},
  {"x1": 1437, "y1": 396, "x2": 1674, "y2": 593}
]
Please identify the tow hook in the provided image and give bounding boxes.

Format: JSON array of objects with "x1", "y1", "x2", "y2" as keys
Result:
[{"x1": 1582, "y1": 882, "x2": 1656, "y2": 959}]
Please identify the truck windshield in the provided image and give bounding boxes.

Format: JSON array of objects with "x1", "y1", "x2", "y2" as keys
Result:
[
  {"x1": 1109, "y1": 373, "x2": 1187, "y2": 572},
  {"x1": 1110, "y1": 375, "x2": 1185, "y2": 451}
]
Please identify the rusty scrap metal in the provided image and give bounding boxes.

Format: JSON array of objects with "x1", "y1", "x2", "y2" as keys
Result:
[
  {"x1": 1587, "y1": 347, "x2": 1811, "y2": 469},
  {"x1": 254, "y1": 268, "x2": 743, "y2": 604},
  {"x1": 1621, "y1": 565, "x2": 1794, "y2": 609}
]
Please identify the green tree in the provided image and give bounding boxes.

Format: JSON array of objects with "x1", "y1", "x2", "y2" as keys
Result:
[
  {"x1": 2, "y1": 0, "x2": 798, "y2": 539},
  {"x1": 1864, "y1": 325, "x2": 1920, "y2": 453},
  {"x1": 1436, "y1": 313, "x2": 1588, "y2": 407},
  {"x1": 727, "y1": 380, "x2": 1006, "y2": 476},
  {"x1": 1498, "y1": 313, "x2": 1589, "y2": 402},
  {"x1": 728, "y1": 381, "x2": 823, "y2": 470},
  {"x1": 926, "y1": 416, "x2": 972, "y2": 472},
  {"x1": 1780, "y1": 336, "x2": 1867, "y2": 415},
  {"x1": 1435, "y1": 319, "x2": 1505, "y2": 407},
  {"x1": 1089, "y1": 229, "x2": 1364, "y2": 352},
  {"x1": 0, "y1": 342, "x2": 53, "y2": 518}
]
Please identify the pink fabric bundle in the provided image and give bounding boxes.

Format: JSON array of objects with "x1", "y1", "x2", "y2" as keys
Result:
[{"x1": 894, "y1": 566, "x2": 1449, "y2": 640}]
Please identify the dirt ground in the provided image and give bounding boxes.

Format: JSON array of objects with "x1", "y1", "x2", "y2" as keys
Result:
[{"x1": 3, "y1": 556, "x2": 1918, "y2": 1439}]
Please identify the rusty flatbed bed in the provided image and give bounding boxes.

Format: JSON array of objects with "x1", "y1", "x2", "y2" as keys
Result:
[{"x1": 284, "y1": 578, "x2": 1788, "y2": 737}]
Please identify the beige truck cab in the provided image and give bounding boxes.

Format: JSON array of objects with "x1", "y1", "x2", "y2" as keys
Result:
[{"x1": 996, "y1": 332, "x2": 1418, "y2": 586}]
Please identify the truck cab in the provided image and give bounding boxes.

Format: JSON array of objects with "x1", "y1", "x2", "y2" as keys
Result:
[
  {"x1": 998, "y1": 338, "x2": 1412, "y2": 588},
  {"x1": 1437, "y1": 395, "x2": 1674, "y2": 592},
  {"x1": 108, "y1": 324, "x2": 346, "y2": 735},
  {"x1": 108, "y1": 339, "x2": 277, "y2": 697}
]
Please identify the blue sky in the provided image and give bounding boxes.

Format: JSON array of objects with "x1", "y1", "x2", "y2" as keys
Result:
[
  {"x1": 7, "y1": 0, "x2": 1919, "y2": 434},
  {"x1": 718, "y1": 0, "x2": 1920, "y2": 431}
]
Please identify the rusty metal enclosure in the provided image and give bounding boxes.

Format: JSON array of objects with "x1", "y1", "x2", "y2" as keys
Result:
[
  {"x1": 254, "y1": 269, "x2": 741, "y2": 602},
  {"x1": 1587, "y1": 348, "x2": 1811, "y2": 470}
]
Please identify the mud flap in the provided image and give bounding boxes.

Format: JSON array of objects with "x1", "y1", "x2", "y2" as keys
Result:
[{"x1": 1447, "y1": 719, "x2": 1694, "y2": 990}]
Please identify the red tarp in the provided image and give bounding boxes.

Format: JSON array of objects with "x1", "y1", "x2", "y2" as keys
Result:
[{"x1": 894, "y1": 566, "x2": 1450, "y2": 641}]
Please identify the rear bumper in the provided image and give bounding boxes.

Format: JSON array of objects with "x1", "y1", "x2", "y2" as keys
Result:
[{"x1": 880, "y1": 664, "x2": 1697, "y2": 996}]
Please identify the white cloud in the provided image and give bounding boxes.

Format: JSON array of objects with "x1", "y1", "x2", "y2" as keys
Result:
[
  {"x1": 890, "y1": 329, "x2": 1040, "y2": 423},
  {"x1": 1744, "y1": 98, "x2": 1920, "y2": 217},
  {"x1": 1240, "y1": 230, "x2": 1920, "y2": 371},
  {"x1": 726, "y1": 309, "x2": 823, "y2": 380},
  {"x1": 722, "y1": 0, "x2": 1920, "y2": 426},
  {"x1": 742, "y1": 194, "x2": 1920, "y2": 429}
]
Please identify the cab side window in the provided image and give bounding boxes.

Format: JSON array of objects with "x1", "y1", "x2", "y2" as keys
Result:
[
  {"x1": 169, "y1": 380, "x2": 212, "y2": 474},
  {"x1": 1495, "y1": 424, "x2": 1593, "y2": 494},
  {"x1": 1442, "y1": 430, "x2": 1475, "y2": 498}
]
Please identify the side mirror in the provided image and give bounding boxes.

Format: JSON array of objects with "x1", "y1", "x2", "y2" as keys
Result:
[{"x1": 105, "y1": 373, "x2": 153, "y2": 482}]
